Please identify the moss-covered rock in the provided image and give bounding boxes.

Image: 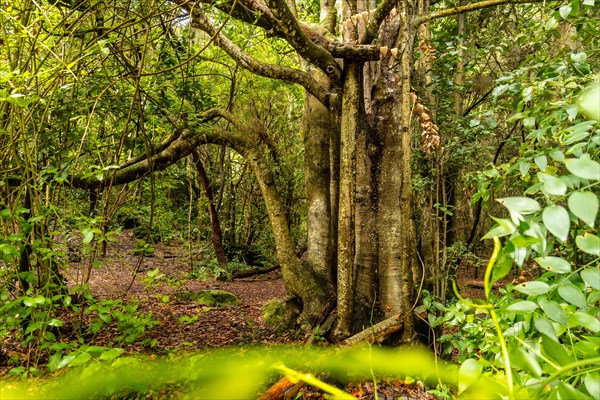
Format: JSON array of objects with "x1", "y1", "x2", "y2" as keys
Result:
[
  {"x1": 176, "y1": 290, "x2": 241, "y2": 307},
  {"x1": 262, "y1": 299, "x2": 285, "y2": 327}
]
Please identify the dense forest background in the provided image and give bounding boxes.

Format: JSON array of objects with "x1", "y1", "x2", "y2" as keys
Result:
[{"x1": 0, "y1": 0, "x2": 598, "y2": 398}]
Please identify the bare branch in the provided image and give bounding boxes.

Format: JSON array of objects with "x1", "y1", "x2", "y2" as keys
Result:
[{"x1": 413, "y1": 0, "x2": 544, "y2": 26}]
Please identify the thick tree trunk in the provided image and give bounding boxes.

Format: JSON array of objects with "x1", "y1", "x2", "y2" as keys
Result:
[
  {"x1": 334, "y1": 61, "x2": 362, "y2": 339},
  {"x1": 243, "y1": 145, "x2": 333, "y2": 331},
  {"x1": 303, "y1": 68, "x2": 334, "y2": 284}
]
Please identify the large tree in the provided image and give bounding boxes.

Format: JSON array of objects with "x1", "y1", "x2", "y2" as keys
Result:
[{"x1": 1, "y1": 0, "x2": 570, "y2": 340}]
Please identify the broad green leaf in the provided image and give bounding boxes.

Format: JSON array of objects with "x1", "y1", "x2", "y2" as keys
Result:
[
  {"x1": 549, "y1": 149, "x2": 565, "y2": 163},
  {"x1": 497, "y1": 197, "x2": 540, "y2": 213},
  {"x1": 513, "y1": 281, "x2": 550, "y2": 296},
  {"x1": 534, "y1": 315, "x2": 558, "y2": 341},
  {"x1": 568, "y1": 191, "x2": 598, "y2": 227},
  {"x1": 541, "y1": 333, "x2": 574, "y2": 364},
  {"x1": 565, "y1": 157, "x2": 600, "y2": 181},
  {"x1": 56, "y1": 353, "x2": 78, "y2": 370},
  {"x1": 511, "y1": 246, "x2": 527, "y2": 267},
  {"x1": 558, "y1": 382, "x2": 590, "y2": 400},
  {"x1": 535, "y1": 256, "x2": 571, "y2": 274},
  {"x1": 542, "y1": 205, "x2": 570, "y2": 241},
  {"x1": 519, "y1": 161, "x2": 530, "y2": 177},
  {"x1": 538, "y1": 172, "x2": 567, "y2": 195},
  {"x1": 68, "y1": 351, "x2": 92, "y2": 367},
  {"x1": 491, "y1": 252, "x2": 513, "y2": 284},
  {"x1": 504, "y1": 321, "x2": 529, "y2": 337},
  {"x1": 585, "y1": 373, "x2": 600, "y2": 399},
  {"x1": 524, "y1": 116, "x2": 536, "y2": 129},
  {"x1": 569, "y1": 311, "x2": 600, "y2": 332},
  {"x1": 100, "y1": 348, "x2": 125, "y2": 361},
  {"x1": 559, "y1": 5, "x2": 571, "y2": 19},
  {"x1": 582, "y1": 0, "x2": 595, "y2": 6},
  {"x1": 482, "y1": 218, "x2": 517, "y2": 239},
  {"x1": 578, "y1": 81, "x2": 599, "y2": 120},
  {"x1": 48, "y1": 352, "x2": 63, "y2": 372},
  {"x1": 509, "y1": 235, "x2": 540, "y2": 248},
  {"x1": 48, "y1": 318, "x2": 63, "y2": 327},
  {"x1": 558, "y1": 283, "x2": 587, "y2": 308},
  {"x1": 534, "y1": 155, "x2": 547, "y2": 171},
  {"x1": 458, "y1": 359, "x2": 482, "y2": 395},
  {"x1": 538, "y1": 298, "x2": 568, "y2": 325},
  {"x1": 510, "y1": 345, "x2": 542, "y2": 378},
  {"x1": 576, "y1": 233, "x2": 600, "y2": 255},
  {"x1": 23, "y1": 295, "x2": 45, "y2": 307},
  {"x1": 506, "y1": 300, "x2": 538, "y2": 313},
  {"x1": 82, "y1": 229, "x2": 94, "y2": 245},
  {"x1": 581, "y1": 268, "x2": 600, "y2": 290}
]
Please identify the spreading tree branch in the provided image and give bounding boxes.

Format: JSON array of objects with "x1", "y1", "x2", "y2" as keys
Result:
[
  {"x1": 186, "y1": 9, "x2": 332, "y2": 107},
  {"x1": 413, "y1": 0, "x2": 545, "y2": 26},
  {"x1": 263, "y1": 0, "x2": 342, "y2": 82}
]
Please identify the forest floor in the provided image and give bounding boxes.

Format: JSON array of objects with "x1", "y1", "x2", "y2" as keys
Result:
[{"x1": 2, "y1": 229, "x2": 529, "y2": 399}]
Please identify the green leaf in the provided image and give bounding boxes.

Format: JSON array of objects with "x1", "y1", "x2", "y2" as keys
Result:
[
  {"x1": 497, "y1": 197, "x2": 541, "y2": 214},
  {"x1": 568, "y1": 191, "x2": 598, "y2": 227},
  {"x1": 534, "y1": 315, "x2": 558, "y2": 341},
  {"x1": 513, "y1": 281, "x2": 550, "y2": 296},
  {"x1": 99, "y1": 348, "x2": 124, "y2": 361},
  {"x1": 585, "y1": 373, "x2": 600, "y2": 399},
  {"x1": 538, "y1": 298, "x2": 568, "y2": 325},
  {"x1": 559, "y1": 5, "x2": 572, "y2": 19},
  {"x1": 558, "y1": 382, "x2": 590, "y2": 400},
  {"x1": 458, "y1": 359, "x2": 483, "y2": 395},
  {"x1": 569, "y1": 311, "x2": 600, "y2": 332},
  {"x1": 491, "y1": 252, "x2": 513, "y2": 284},
  {"x1": 576, "y1": 233, "x2": 600, "y2": 255},
  {"x1": 482, "y1": 218, "x2": 517, "y2": 239},
  {"x1": 48, "y1": 351, "x2": 63, "y2": 372},
  {"x1": 497, "y1": 197, "x2": 540, "y2": 224},
  {"x1": 534, "y1": 155, "x2": 547, "y2": 171},
  {"x1": 538, "y1": 172, "x2": 567, "y2": 195},
  {"x1": 535, "y1": 256, "x2": 571, "y2": 274},
  {"x1": 82, "y1": 229, "x2": 94, "y2": 245},
  {"x1": 56, "y1": 353, "x2": 78, "y2": 370},
  {"x1": 541, "y1": 333, "x2": 574, "y2": 364},
  {"x1": 510, "y1": 345, "x2": 542, "y2": 378},
  {"x1": 506, "y1": 300, "x2": 538, "y2": 313},
  {"x1": 581, "y1": 268, "x2": 600, "y2": 290},
  {"x1": 558, "y1": 283, "x2": 587, "y2": 308},
  {"x1": 542, "y1": 205, "x2": 570, "y2": 241},
  {"x1": 48, "y1": 318, "x2": 63, "y2": 327},
  {"x1": 565, "y1": 157, "x2": 600, "y2": 181},
  {"x1": 23, "y1": 295, "x2": 45, "y2": 307},
  {"x1": 519, "y1": 161, "x2": 530, "y2": 177},
  {"x1": 68, "y1": 351, "x2": 92, "y2": 367},
  {"x1": 549, "y1": 149, "x2": 565, "y2": 163},
  {"x1": 578, "y1": 81, "x2": 599, "y2": 120}
]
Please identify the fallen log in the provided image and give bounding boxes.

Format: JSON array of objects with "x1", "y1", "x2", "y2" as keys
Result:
[
  {"x1": 231, "y1": 264, "x2": 280, "y2": 278},
  {"x1": 339, "y1": 312, "x2": 406, "y2": 347}
]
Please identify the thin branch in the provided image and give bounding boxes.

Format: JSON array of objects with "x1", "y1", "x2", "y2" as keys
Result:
[{"x1": 413, "y1": 0, "x2": 545, "y2": 27}]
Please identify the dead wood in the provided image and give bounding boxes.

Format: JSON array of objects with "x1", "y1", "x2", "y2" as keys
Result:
[
  {"x1": 257, "y1": 376, "x2": 305, "y2": 400},
  {"x1": 338, "y1": 313, "x2": 407, "y2": 347},
  {"x1": 231, "y1": 265, "x2": 280, "y2": 278}
]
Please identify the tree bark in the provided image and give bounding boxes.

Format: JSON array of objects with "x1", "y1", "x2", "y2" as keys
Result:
[{"x1": 192, "y1": 150, "x2": 228, "y2": 267}]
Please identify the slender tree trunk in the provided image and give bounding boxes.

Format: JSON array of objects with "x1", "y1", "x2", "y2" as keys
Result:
[{"x1": 192, "y1": 150, "x2": 228, "y2": 267}]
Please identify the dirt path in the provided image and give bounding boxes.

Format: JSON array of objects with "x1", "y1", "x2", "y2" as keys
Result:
[{"x1": 64, "y1": 230, "x2": 287, "y2": 352}]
